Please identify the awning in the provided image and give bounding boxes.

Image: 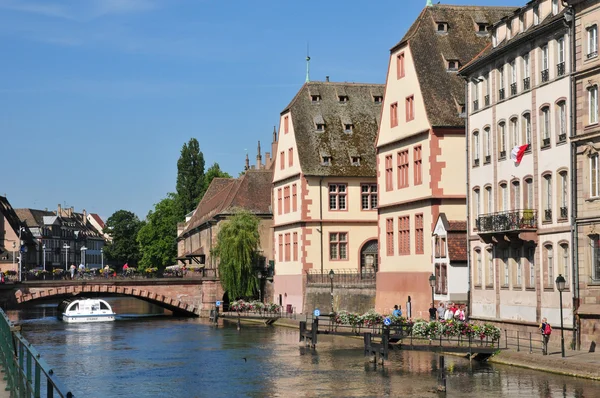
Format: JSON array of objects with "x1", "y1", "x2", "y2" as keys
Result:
[{"x1": 176, "y1": 247, "x2": 206, "y2": 265}]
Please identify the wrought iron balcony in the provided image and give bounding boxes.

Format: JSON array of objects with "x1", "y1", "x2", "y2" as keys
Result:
[
  {"x1": 484, "y1": 95, "x2": 490, "y2": 106},
  {"x1": 485, "y1": 155, "x2": 491, "y2": 164},
  {"x1": 523, "y1": 77, "x2": 530, "y2": 90},
  {"x1": 476, "y1": 209, "x2": 537, "y2": 233},
  {"x1": 588, "y1": 51, "x2": 598, "y2": 59},
  {"x1": 558, "y1": 133, "x2": 566, "y2": 143},
  {"x1": 542, "y1": 137, "x2": 550, "y2": 148},
  {"x1": 510, "y1": 82, "x2": 517, "y2": 96},
  {"x1": 560, "y1": 206, "x2": 568, "y2": 219},
  {"x1": 499, "y1": 88, "x2": 505, "y2": 100},
  {"x1": 473, "y1": 158, "x2": 480, "y2": 167},
  {"x1": 473, "y1": 100, "x2": 479, "y2": 111},
  {"x1": 499, "y1": 150, "x2": 506, "y2": 159},
  {"x1": 544, "y1": 209, "x2": 552, "y2": 222},
  {"x1": 557, "y1": 62, "x2": 565, "y2": 77},
  {"x1": 541, "y1": 69, "x2": 549, "y2": 83}
]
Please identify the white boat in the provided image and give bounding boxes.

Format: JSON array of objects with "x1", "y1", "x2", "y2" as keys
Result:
[{"x1": 58, "y1": 298, "x2": 116, "y2": 323}]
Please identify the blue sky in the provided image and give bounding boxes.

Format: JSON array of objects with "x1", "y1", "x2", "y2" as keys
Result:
[{"x1": 0, "y1": 0, "x2": 523, "y2": 220}]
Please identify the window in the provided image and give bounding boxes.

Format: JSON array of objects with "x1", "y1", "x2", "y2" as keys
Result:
[
  {"x1": 484, "y1": 127, "x2": 491, "y2": 162},
  {"x1": 284, "y1": 233, "x2": 291, "y2": 262},
  {"x1": 390, "y1": 102, "x2": 398, "y2": 127},
  {"x1": 316, "y1": 122, "x2": 325, "y2": 132},
  {"x1": 415, "y1": 214, "x2": 424, "y2": 254},
  {"x1": 284, "y1": 115, "x2": 289, "y2": 134},
  {"x1": 292, "y1": 184, "x2": 297, "y2": 212},
  {"x1": 500, "y1": 183, "x2": 508, "y2": 211},
  {"x1": 522, "y1": 113, "x2": 531, "y2": 145},
  {"x1": 487, "y1": 248, "x2": 494, "y2": 286},
  {"x1": 527, "y1": 247, "x2": 535, "y2": 288},
  {"x1": 559, "y1": 171, "x2": 568, "y2": 219},
  {"x1": 329, "y1": 233, "x2": 347, "y2": 260},
  {"x1": 478, "y1": 23, "x2": 487, "y2": 33},
  {"x1": 278, "y1": 234, "x2": 283, "y2": 262},
  {"x1": 448, "y1": 60, "x2": 459, "y2": 71},
  {"x1": 533, "y1": 5, "x2": 539, "y2": 26},
  {"x1": 591, "y1": 154, "x2": 599, "y2": 198},
  {"x1": 385, "y1": 155, "x2": 393, "y2": 191},
  {"x1": 591, "y1": 235, "x2": 600, "y2": 280},
  {"x1": 541, "y1": 45, "x2": 549, "y2": 82},
  {"x1": 588, "y1": 25, "x2": 598, "y2": 58},
  {"x1": 338, "y1": 95, "x2": 348, "y2": 103},
  {"x1": 485, "y1": 186, "x2": 492, "y2": 213},
  {"x1": 397, "y1": 53, "x2": 405, "y2": 79},
  {"x1": 502, "y1": 249, "x2": 509, "y2": 287},
  {"x1": 374, "y1": 95, "x2": 383, "y2": 103},
  {"x1": 510, "y1": 60, "x2": 517, "y2": 95},
  {"x1": 510, "y1": 117, "x2": 518, "y2": 148},
  {"x1": 475, "y1": 249, "x2": 482, "y2": 286},
  {"x1": 589, "y1": 85, "x2": 598, "y2": 124},
  {"x1": 284, "y1": 186, "x2": 290, "y2": 214},
  {"x1": 351, "y1": 156, "x2": 360, "y2": 166},
  {"x1": 474, "y1": 188, "x2": 481, "y2": 220},
  {"x1": 329, "y1": 184, "x2": 347, "y2": 210},
  {"x1": 557, "y1": 101, "x2": 567, "y2": 142},
  {"x1": 414, "y1": 145, "x2": 422, "y2": 185},
  {"x1": 523, "y1": 53, "x2": 530, "y2": 90},
  {"x1": 560, "y1": 243, "x2": 568, "y2": 284},
  {"x1": 498, "y1": 122, "x2": 506, "y2": 158},
  {"x1": 524, "y1": 178, "x2": 533, "y2": 209},
  {"x1": 386, "y1": 218, "x2": 394, "y2": 256},
  {"x1": 398, "y1": 216, "x2": 410, "y2": 255},
  {"x1": 311, "y1": 94, "x2": 321, "y2": 102},
  {"x1": 541, "y1": 107, "x2": 551, "y2": 145},
  {"x1": 321, "y1": 155, "x2": 331, "y2": 166},
  {"x1": 512, "y1": 180, "x2": 520, "y2": 210},
  {"x1": 544, "y1": 174, "x2": 552, "y2": 222},
  {"x1": 288, "y1": 148, "x2": 293, "y2": 167},
  {"x1": 344, "y1": 123, "x2": 353, "y2": 133},
  {"x1": 293, "y1": 232, "x2": 298, "y2": 261},
  {"x1": 406, "y1": 95, "x2": 414, "y2": 121},
  {"x1": 280, "y1": 151, "x2": 286, "y2": 170},
  {"x1": 545, "y1": 244, "x2": 554, "y2": 288},
  {"x1": 498, "y1": 65, "x2": 505, "y2": 99},
  {"x1": 552, "y1": 0, "x2": 558, "y2": 15},
  {"x1": 473, "y1": 131, "x2": 480, "y2": 165},
  {"x1": 361, "y1": 184, "x2": 377, "y2": 210},
  {"x1": 519, "y1": 14, "x2": 524, "y2": 32},
  {"x1": 557, "y1": 37, "x2": 565, "y2": 76},
  {"x1": 397, "y1": 150, "x2": 409, "y2": 188},
  {"x1": 437, "y1": 22, "x2": 447, "y2": 32},
  {"x1": 277, "y1": 188, "x2": 282, "y2": 215}
]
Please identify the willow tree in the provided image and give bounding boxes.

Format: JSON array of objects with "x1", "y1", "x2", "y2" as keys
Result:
[{"x1": 212, "y1": 209, "x2": 260, "y2": 299}]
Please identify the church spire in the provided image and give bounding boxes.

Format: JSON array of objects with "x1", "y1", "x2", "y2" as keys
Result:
[
  {"x1": 244, "y1": 152, "x2": 249, "y2": 171},
  {"x1": 256, "y1": 141, "x2": 262, "y2": 169},
  {"x1": 273, "y1": 126, "x2": 277, "y2": 143}
]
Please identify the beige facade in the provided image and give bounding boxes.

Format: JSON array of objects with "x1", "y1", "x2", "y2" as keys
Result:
[{"x1": 462, "y1": 0, "x2": 574, "y2": 332}]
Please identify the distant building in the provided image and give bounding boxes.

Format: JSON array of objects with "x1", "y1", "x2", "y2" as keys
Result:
[
  {"x1": 87, "y1": 213, "x2": 111, "y2": 242},
  {"x1": 0, "y1": 196, "x2": 35, "y2": 273},
  {"x1": 272, "y1": 80, "x2": 383, "y2": 313},
  {"x1": 375, "y1": 3, "x2": 516, "y2": 318}
]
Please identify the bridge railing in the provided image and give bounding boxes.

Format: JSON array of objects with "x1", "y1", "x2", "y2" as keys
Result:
[{"x1": 0, "y1": 308, "x2": 73, "y2": 398}]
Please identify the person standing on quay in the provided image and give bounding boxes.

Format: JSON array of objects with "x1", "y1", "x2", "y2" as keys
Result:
[
  {"x1": 539, "y1": 317, "x2": 552, "y2": 355},
  {"x1": 429, "y1": 303, "x2": 437, "y2": 321},
  {"x1": 437, "y1": 302, "x2": 445, "y2": 320}
]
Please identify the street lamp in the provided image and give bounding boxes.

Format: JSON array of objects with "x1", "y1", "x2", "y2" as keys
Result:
[
  {"x1": 329, "y1": 269, "x2": 335, "y2": 314},
  {"x1": 18, "y1": 227, "x2": 24, "y2": 282},
  {"x1": 80, "y1": 246, "x2": 87, "y2": 268},
  {"x1": 429, "y1": 273, "x2": 436, "y2": 309},
  {"x1": 555, "y1": 274, "x2": 566, "y2": 358},
  {"x1": 63, "y1": 244, "x2": 70, "y2": 271},
  {"x1": 101, "y1": 247, "x2": 104, "y2": 268},
  {"x1": 42, "y1": 244, "x2": 46, "y2": 272},
  {"x1": 257, "y1": 271, "x2": 263, "y2": 303}
]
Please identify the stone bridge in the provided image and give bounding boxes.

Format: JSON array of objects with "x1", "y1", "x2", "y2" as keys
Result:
[{"x1": 2, "y1": 278, "x2": 224, "y2": 317}]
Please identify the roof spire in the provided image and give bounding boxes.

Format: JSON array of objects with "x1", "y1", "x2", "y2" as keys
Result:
[
  {"x1": 244, "y1": 152, "x2": 249, "y2": 171},
  {"x1": 305, "y1": 42, "x2": 311, "y2": 83},
  {"x1": 273, "y1": 126, "x2": 277, "y2": 142},
  {"x1": 426, "y1": 0, "x2": 433, "y2": 6}
]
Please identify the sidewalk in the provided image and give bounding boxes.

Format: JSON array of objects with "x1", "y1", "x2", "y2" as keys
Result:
[{"x1": 489, "y1": 348, "x2": 600, "y2": 380}]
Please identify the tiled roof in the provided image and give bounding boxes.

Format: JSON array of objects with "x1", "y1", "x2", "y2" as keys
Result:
[
  {"x1": 181, "y1": 169, "x2": 273, "y2": 237},
  {"x1": 393, "y1": 5, "x2": 517, "y2": 127},
  {"x1": 89, "y1": 213, "x2": 105, "y2": 229},
  {"x1": 447, "y1": 220, "x2": 467, "y2": 232},
  {"x1": 15, "y1": 208, "x2": 102, "y2": 239},
  {"x1": 447, "y1": 232, "x2": 467, "y2": 263},
  {"x1": 282, "y1": 81, "x2": 384, "y2": 177},
  {"x1": 0, "y1": 196, "x2": 35, "y2": 244}
]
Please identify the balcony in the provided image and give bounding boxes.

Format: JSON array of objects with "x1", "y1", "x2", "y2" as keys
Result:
[
  {"x1": 476, "y1": 209, "x2": 537, "y2": 234},
  {"x1": 558, "y1": 133, "x2": 566, "y2": 143},
  {"x1": 484, "y1": 95, "x2": 490, "y2": 107},
  {"x1": 499, "y1": 88, "x2": 505, "y2": 100},
  {"x1": 544, "y1": 209, "x2": 552, "y2": 222},
  {"x1": 499, "y1": 150, "x2": 506, "y2": 159},
  {"x1": 557, "y1": 62, "x2": 565, "y2": 77},
  {"x1": 542, "y1": 137, "x2": 550, "y2": 148},
  {"x1": 510, "y1": 82, "x2": 517, "y2": 96},
  {"x1": 473, "y1": 158, "x2": 480, "y2": 167},
  {"x1": 473, "y1": 99, "x2": 479, "y2": 111},
  {"x1": 541, "y1": 69, "x2": 549, "y2": 83},
  {"x1": 560, "y1": 206, "x2": 568, "y2": 219},
  {"x1": 588, "y1": 51, "x2": 598, "y2": 59},
  {"x1": 485, "y1": 155, "x2": 491, "y2": 164},
  {"x1": 523, "y1": 77, "x2": 530, "y2": 90}
]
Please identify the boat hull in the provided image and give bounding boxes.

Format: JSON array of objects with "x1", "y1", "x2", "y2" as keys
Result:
[{"x1": 61, "y1": 314, "x2": 115, "y2": 323}]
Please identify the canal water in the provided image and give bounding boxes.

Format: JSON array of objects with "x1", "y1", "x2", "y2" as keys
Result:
[{"x1": 8, "y1": 297, "x2": 600, "y2": 397}]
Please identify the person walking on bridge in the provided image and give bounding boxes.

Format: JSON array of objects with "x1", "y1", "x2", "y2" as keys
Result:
[{"x1": 69, "y1": 264, "x2": 76, "y2": 280}]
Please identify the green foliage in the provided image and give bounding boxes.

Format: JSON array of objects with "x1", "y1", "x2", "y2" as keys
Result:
[
  {"x1": 176, "y1": 138, "x2": 205, "y2": 216},
  {"x1": 102, "y1": 210, "x2": 143, "y2": 266},
  {"x1": 137, "y1": 194, "x2": 179, "y2": 271},
  {"x1": 201, "y1": 162, "x2": 232, "y2": 198},
  {"x1": 212, "y1": 209, "x2": 260, "y2": 299}
]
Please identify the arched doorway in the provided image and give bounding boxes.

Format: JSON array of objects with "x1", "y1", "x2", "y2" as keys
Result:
[{"x1": 360, "y1": 239, "x2": 378, "y2": 279}]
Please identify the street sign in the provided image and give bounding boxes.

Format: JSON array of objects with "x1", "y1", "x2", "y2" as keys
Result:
[
  {"x1": 216, "y1": 301, "x2": 221, "y2": 307},
  {"x1": 314, "y1": 309, "x2": 320, "y2": 317},
  {"x1": 384, "y1": 317, "x2": 391, "y2": 326}
]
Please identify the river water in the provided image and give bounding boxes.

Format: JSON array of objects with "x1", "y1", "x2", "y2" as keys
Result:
[{"x1": 7, "y1": 297, "x2": 600, "y2": 397}]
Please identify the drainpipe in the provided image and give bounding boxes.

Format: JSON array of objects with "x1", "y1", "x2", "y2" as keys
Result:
[
  {"x1": 463, "y1": 77, "x2": 471, "y2": 318},
  {"x1": 319, "y1": 176, "x2": 324, "y2": 275}
]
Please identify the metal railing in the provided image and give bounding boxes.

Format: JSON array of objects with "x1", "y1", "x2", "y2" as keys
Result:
[
  {"x1": 510, "y1": 82, "x2": 517, "y2": 96},
  {"x1": 544, "y1": 209, "x2": 552, "y2": 222},
  {"x1": 558, "y1": 133, "x2": 566, "y2": 143},
  {"x1": 476, "y1": 209, "x2": 537, "y2": 233},
  {"x1": 503, "y1": 329, "x2": 544, "y2": 354},
  {"x1": 0, "y1": 308, "x2": 73, "y2": 397},
  {"x1": 498, "y1": 88, "x2": 505, "y2": 100},
  {"x1": 560, "y1": 206, "x2": 568, "y2": 219},
  {"x1": 473, "y1": 158, "x2": 480, "y2": 167},
  {"x1": 484, "y1": 95, "x2": 490, "y2": 106},
  {"x1": 542, "y1": 137, "x2": 551, "y2": 148},
  {"x1": 473, "y1": 99, "x2": 479, "y2": 111},
  {"x1": 523, "y1": 77, "x2": 530, "y2": 90},
  {"x1": 557, "y1": 62, "x2": 565, "y2": 77},
  {"x1": 306, "y1": 269, "x2": 376, "y2": 286},
  {"x1": 499, "y1": 150, "x2": 506, "y2": 159},
  {"x1": 541, "y1": 69, "x2": 549, "y2": 83},
  {"x1": 484, "y1": 155, "x2": 491, "y2": 164}
]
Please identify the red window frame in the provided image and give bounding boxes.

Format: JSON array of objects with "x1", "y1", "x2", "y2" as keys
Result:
[
  {"x1": 292, "y1": 184, "x2": 297, "y2": 212},
  {"x1": 385, "y1": 155, "x2": 393, "y2": 191},
  {"x1": 397, "y1": 150, "x2": 409, "y2": 189},
  {"x1": 398, "y1": 215, "x2": 410, "y2": 255},
  {"x1": 329, "y1": 232, "x2": 348, "y2": 260},
  {"x1": 284, "y1": 186, "x2": 290, "y2": 214},
  {"x1": 397, "y1": 52, "x2": 405, "y2": 79},
  {"x1": 293, "y1": 232, "x2": 298, "y2": 261},
  {"x1": 386, "y1": 218, "x2": 394, "y2": 256},
  {"x1": 415, "y1": 213, "x2": 424, "y2": 254},
  {"x1": 390, "y1": 102, "x2": 398, "y2": 127},
  {"x1": 406, "y1": 95, "x2": 414, "y2": 121},
  {"x1": 414, "y1": 145, "x2": 422, "y2": 185}
]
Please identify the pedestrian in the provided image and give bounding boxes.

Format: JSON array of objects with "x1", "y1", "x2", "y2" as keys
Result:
[
  {"x1": 69, "y1": 264, "x2": 76, "y2": 280},
  {"x1": 539, "y1": 317, "x2": 552, "y2": 355},
  {"x1": 122, "y1": 262, "x2": 129, "y2": 277},
  {"x1": 78, "y1": 263, "x2": 85, "y2": 278},
  {"x1": 392, "y1": 305, "x2": 400, "y2": 317},
  {"x1": 429, "y1": 303, "x2": 437, "y2": 321},
  {"x1": 437, "y1": 302, "x2": 445, "y2": 320},
  {"x1": 444, "y1": 304, "x2": 454, "y2": 321},
  {"x1": 104, "y1": 264, "x2": 110, "y2": 279},
  {"x1": 454, "y1": 305, "x2": 465, "y2": 321}
]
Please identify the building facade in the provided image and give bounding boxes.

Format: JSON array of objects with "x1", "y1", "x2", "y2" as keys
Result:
[
  {"x1": 375, "y1": 4, "x2": 515, "y2": 318},
  {"x1": 461, "y1": 0, "x2": 574, "y2": 335},
  {"x1": 272, "y1": 81, "x2": 383, "y2": 313}
]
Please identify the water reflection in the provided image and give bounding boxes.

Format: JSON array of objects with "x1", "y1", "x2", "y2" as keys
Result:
[{"x1": 10, "y1": 299, "x2": 600, "y2": 397}]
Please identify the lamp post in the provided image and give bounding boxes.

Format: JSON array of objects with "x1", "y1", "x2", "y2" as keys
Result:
[
  {"x1": 257, "y1": 271, "x2": 263, "y2": 303},
  {"x1": 63, "y1": 244, "x2": 70, "y2": 271},
  {"x1": 101, "y1": 247, "x2": 104, "y2": 268},
  {"x1": 12, "y1": 242, "x2": 16, "y2": 268},
  {"x1": 18, "y1": 227, "x2": 24, "y2": 282},
  {"x1": 42, "y1": 244, "x2": 46, "y2": 272},
  {"x1": 80, "y1": 246, "x2": 87, "y2": 268},
  {"x1": 329, "y1": 269, "x2": 335, "y2": 314},
  {"x1": 555, "y1": 274, "x2": 566, "y2": 358},
  {"x1": 429, "y1": 273, "x2": 436, "y2": 308}
]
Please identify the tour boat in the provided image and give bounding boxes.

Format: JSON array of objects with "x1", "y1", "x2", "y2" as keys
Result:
[{"x1": 58, "y1": 298, "x2": 116, "y2": 323}]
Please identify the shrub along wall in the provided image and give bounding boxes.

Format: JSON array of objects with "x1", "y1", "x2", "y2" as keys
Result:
[{"x1": 304, "y1": 285, "x2": 375, "y2": 314}]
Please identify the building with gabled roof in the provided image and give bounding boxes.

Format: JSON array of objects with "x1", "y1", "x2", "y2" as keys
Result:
[
  {"x1": 0, "y1": 196, "x2": 35, "y2": 274},
  {"x1": 273, "y1": 80, "x2": 384, "y2": 313},
  {"x1": 375, "y1": 3, "x2": 516, "y2": 318}
]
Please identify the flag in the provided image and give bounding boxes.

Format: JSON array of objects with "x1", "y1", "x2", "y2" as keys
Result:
[{"x1": 510, "y1": 144, "x2": 529, "y2": 165}]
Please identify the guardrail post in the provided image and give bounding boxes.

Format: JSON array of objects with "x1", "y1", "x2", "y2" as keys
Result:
[
  {"x1": 505, "y1": 329, "x2": 508, "y2": 349},
  {"x1": 299, "y1": 321, "x2": 306, "y2": 343},
  {"x1": 438, "y1": 355, "x2": 446, "y2": 392},
  {"x1": 517, "y1": 331, "x2": 520, "y2": 352},
  {"x1": 529, "y1": 332, "x2": 533, "y2": 354},
  {"x1": 311, "y1": 317, "x2": 318, "y2": 347}
]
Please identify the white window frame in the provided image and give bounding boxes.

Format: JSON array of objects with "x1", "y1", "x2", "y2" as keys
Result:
[
  {"x1": 591, "y1": 153, "x2": 599, "y2": 198},
  {"x1": 542, "y1": 45, "x2": 549, "y2": 71},
  {"x1": 542, "y1": 107, "x2": 550, "y2": 140},
  {"x1": 592, "y1": 236, "x2": 600, "y2": 281},
  {"x1": 561, "y1": 243, "x2": 569, "y2": 284},
  {"x1": 523, "y1": 113, "x2": 531, "y2": 145},
  {"x1": 558, "y1": 37, "x2": 565, "y2": 64},
  {"x1": 528, "y1": 247, "x2": 535, "y2": 288},
  {"x1": 589, "y1": 85, "x2": 598, "y2": 125},
  {"x1": 559, "y1": 102, "x2": 567, "y2": 138},
  {"x1": 552, "y1": 0, "x2": 558, "y2": 15},
  {"x1": 510, "y1": 118, "x2": 518, "y2": 148},
  {"x1": 484, "y1": 127, "x2": 491, "y2": 157},
  {"x1": 588, "y1": 25, "x2": 598, "y2": 57},
  {"x1": 534, "y1": 5, "x2": 540, "y2": 26},
  {"x1": 473, "y1": 132, "x2": 480, "y2": 161},
  {"x1": 523, "y1": 53, "x2": 530, "y2": 79},
  {"x1": 547, "y1": 245, "x2": 554, "y2": 287},
  {"x1": 511, "y1": 60, "x2": 517, "y2": 84}
]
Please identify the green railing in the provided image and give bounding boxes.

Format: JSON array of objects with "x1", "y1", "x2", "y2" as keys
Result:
[{"x1": 0, "y1": 308, "x2": 73, "y2": 398}]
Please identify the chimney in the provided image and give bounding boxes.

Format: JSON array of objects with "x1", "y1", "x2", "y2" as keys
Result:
[
  {"x1": 69, "y1": 207, "x2": 74, "y2": 217},
  {"x1": 57, "y1": 204, "x2": 62, "y2": 216},
  {"x1": 326, "y1": 76, "x2": 330, "y2": 82},
  {"x1": 83, "y1": 209, "x2": 87, "y2": 220},
  {"x1": 271, "y1": 126, "x2": 278, "y2": 162},
  {"x1": 265, "y1": 152, "x2": 271, "y2": 168},
  {"x1": 245, "y1": 153, "x2": 250, "y2": 171}
]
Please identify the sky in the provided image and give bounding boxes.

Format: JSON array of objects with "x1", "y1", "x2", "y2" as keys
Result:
[{"x1": 0, "y1": 0, "x2": 524, "y2": 221}]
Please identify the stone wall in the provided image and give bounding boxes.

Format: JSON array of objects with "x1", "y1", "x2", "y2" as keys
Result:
[{"x1": 304, "y1": 285, "x2": 376, "y2": 315}]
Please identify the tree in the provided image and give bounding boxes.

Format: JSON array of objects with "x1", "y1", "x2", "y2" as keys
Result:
[
  {"x1": 201, "y1": 162, "x2": 232, "y2": 198},
  {"x1": 137, "y1": 194, "x2": 179, "y2": 271},
  {"x1": 102, "y1": 210, "x2": 144, "y2": 267},
  {"x1": 176, "y1": 138, "x2": 205, "y2": 217},
  {"x1": 212, "y1": 209, "x2": 260, "y2": 299}
]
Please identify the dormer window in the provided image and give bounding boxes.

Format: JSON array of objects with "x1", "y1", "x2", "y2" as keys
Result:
[
  {"x1": 373, "y1": 95, "x2": 383, "y2": 103},
  {"x1": 316, "y1": 123, "x2": 325, "y2": 132},
  {"x1": 534, "y1": 5, "x2": 540, "y2": 26},
  {"x1": 477, "y1": 23, "x2": 487, "y2": 33},
  {"x1": 311, "y1": 95, "x2": 321, "y2": 103},
  {"x1": 344, "y1": 123, "x2": 353, "y2": 133},
  {"x1": 447, "y1": 60, "x2": 460, "y2": 71},
  {"x1": 351, "y1": 156, "x2": 361, "y2": 166},
  {"x1": 338, "y1": 95, "x2": 349, "y2": 103},
  {"x1": 437, "y1": 22, "x2": 448, "y2": 33},
  {"x1": 321, "y1": 155, "x2": 331, "y2": 166},
  {"x1": 314, "y1": 115, "x2": 325, "y2": 132}
]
